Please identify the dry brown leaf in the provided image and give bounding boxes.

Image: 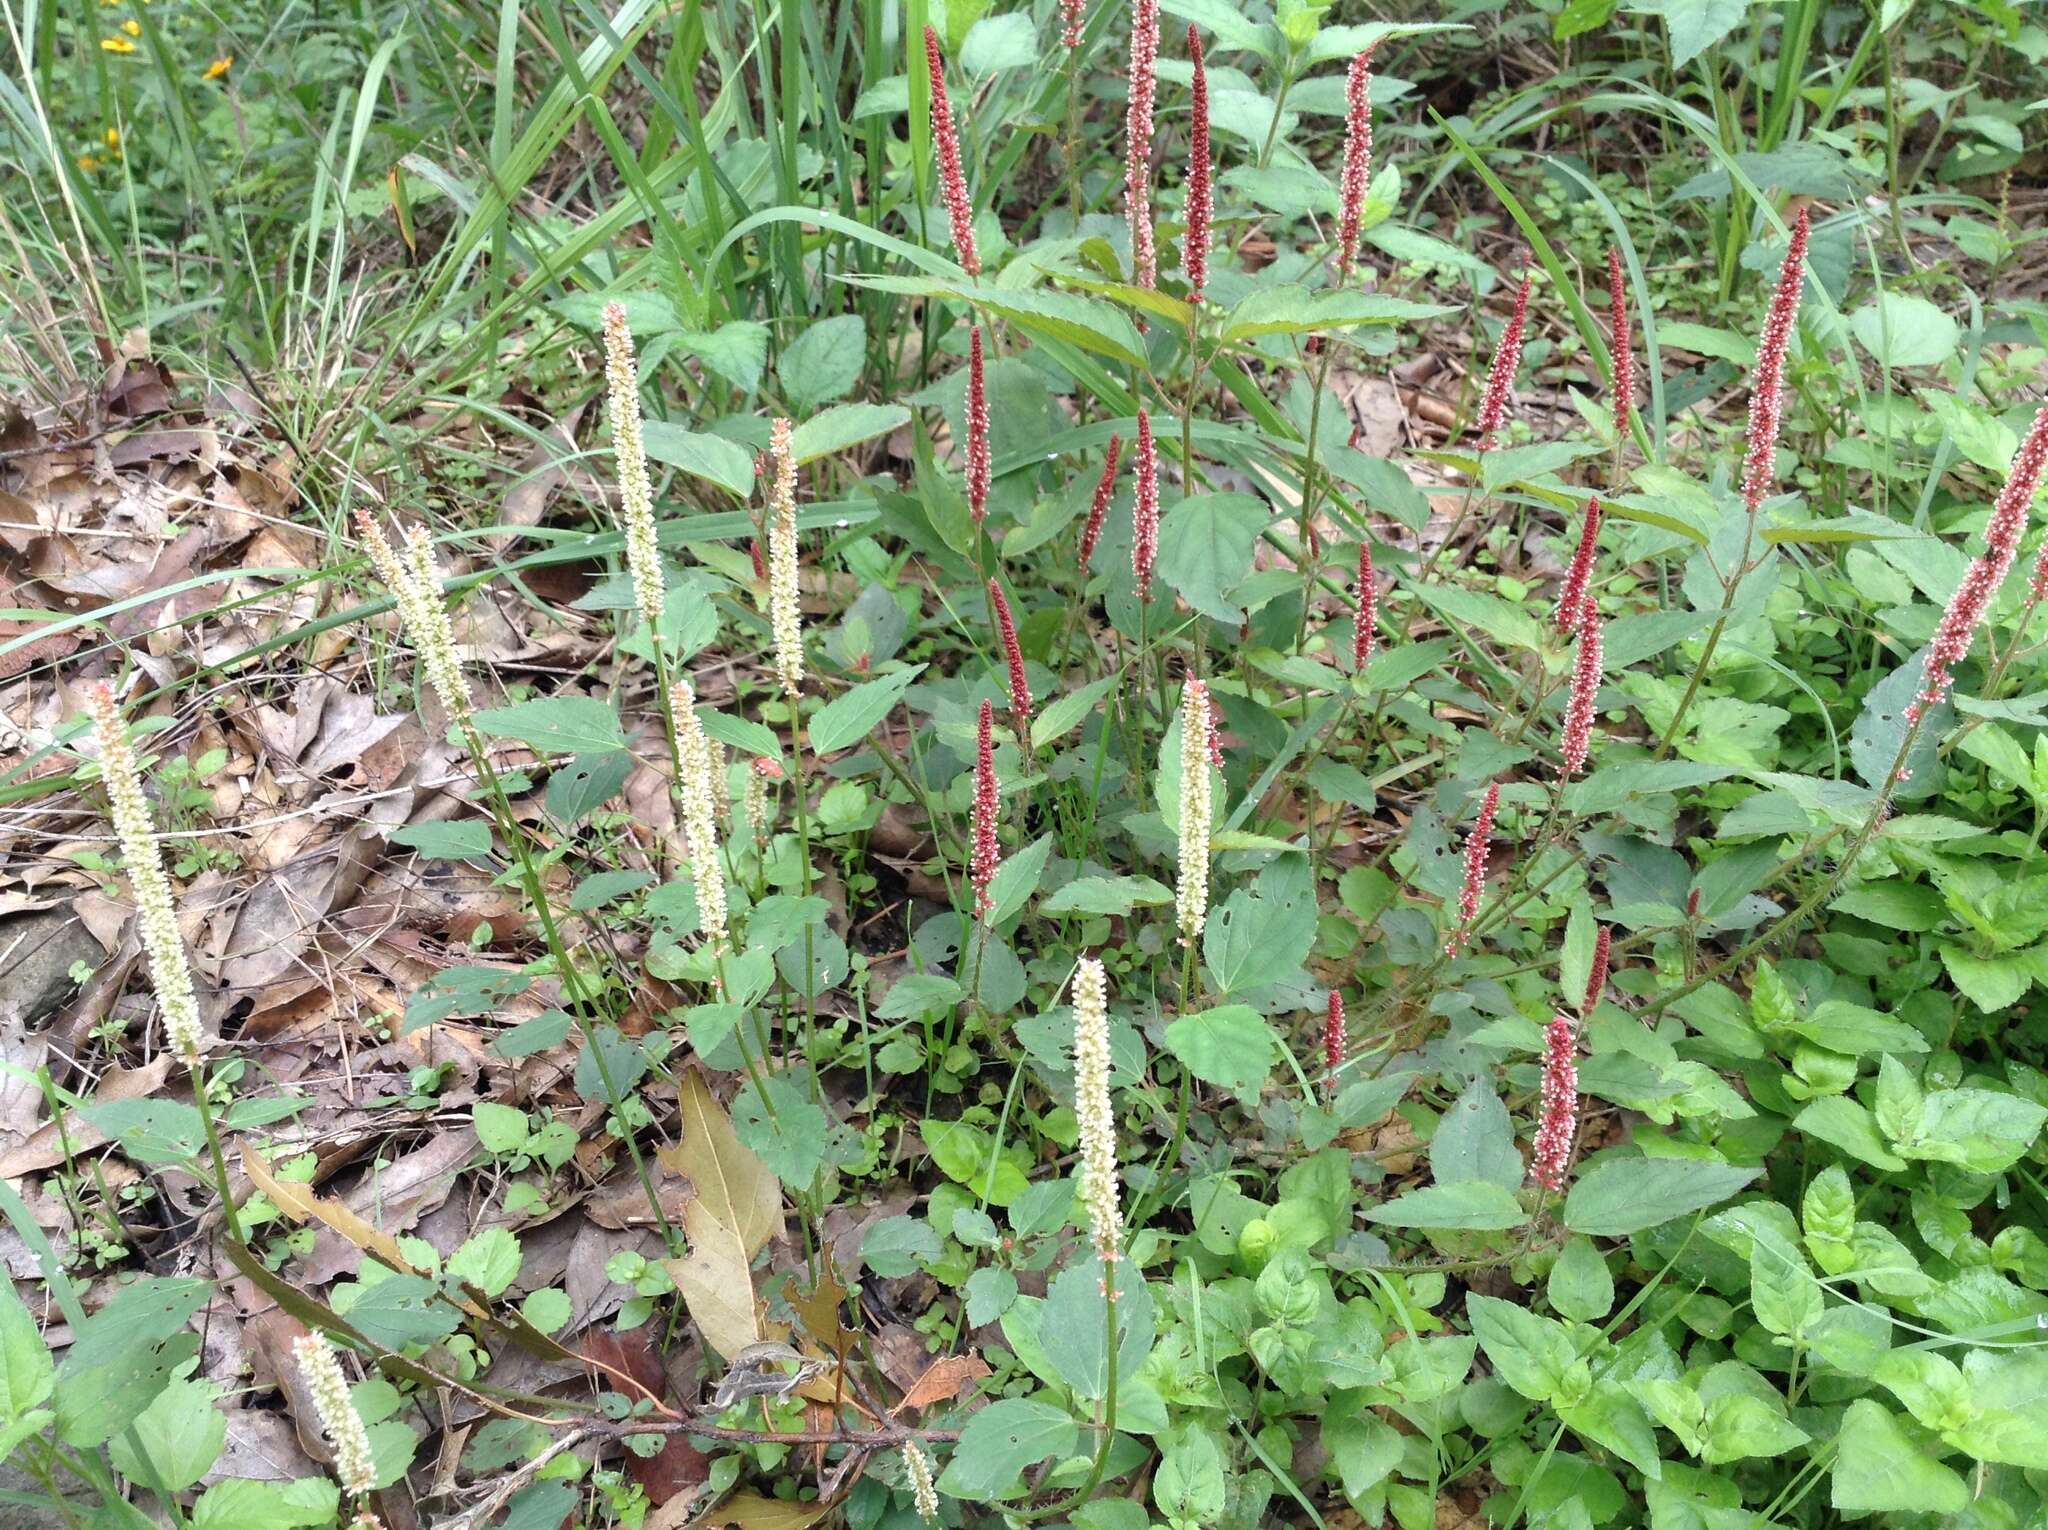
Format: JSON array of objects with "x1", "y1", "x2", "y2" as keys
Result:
[
  {"x1": 695, "y1": 1493, "x2": 834, "y2": 1530},
  {"x1": 242, "y1": 1146, "x2": 423, "y2": 1278},
  {"x1": 659, "y1": 1069, "x2": 784, "y2": 1361},
  {"x1": 893, "y1": 1352, "x2": 990, "y2": 1414}
]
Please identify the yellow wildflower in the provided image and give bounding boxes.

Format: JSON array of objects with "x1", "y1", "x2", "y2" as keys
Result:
[
  {"x1": 100, "y1": 35, "x2": 136, "y2": 52},
  {"x1": 76, "y1": 153, "x2": 100, "y2": 173},
  {"x1": 203, "y1": 54, "x2": 231, "y2": 79},
  {"x1": 121, "y1": 17, "x2": 140, "y2": 34},
  {"x1": 104, "y1": 127, "x2": 121, "y2": 150}
]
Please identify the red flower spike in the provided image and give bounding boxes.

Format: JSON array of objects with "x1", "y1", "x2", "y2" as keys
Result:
[
  {"x1": 971, "y1": 700, "x2": 999, "y2": 917},
  {"x1": 1207, "y1": 689, "x2": 1225, "y2": 769},
  {"x1": 1608, "y1": 248, "x2": 1633, "y2": 439},
  {"x1": 1740, "y1": 207, "x2": 1810, "y2": 513},
  {"x1": 1335, "y1": 49, "x2": 1374, "y2": 280},
  {"x1": 1583, "y1": 924, "x2": 1611, "y2": 1015},
  {"x1": 1133, "y1": 408, "x2": 1159, "y2": 600},
  {"x1": 989, "y1": 577, "x2": 1032, "y2": 730},
  {"x1": 1125, "y1": 0, "x2": 1161, "y2": 288},
  {"x1": 1352, "y1": 541, "x2": 1376, "y2": 672},
  {"x1": 1559, "y1": 600, "x2": 1603, "y2": 778},
  {"x1": 924, "y1": 28, "x2": 980, "y2": 277},
  {"x1": 1530, "y1": 1013, "x2": 1579, "y2": 1194},
  {"x1": 1079, "y1": 434, "x2": 1123, "y2": 569},
  {"x1": 1554, "y1": 496, "x2": 1602, "y2": 634},
  {"x1": 1184, "y1": 25, "x2": 1212, "y2": 302},
  {"x1": 1475, "y1": 267, "x2": 1533, "y2": 450},
  {"x1": 1061, "y1": 0, "x2": 1084, "y2": 48},
  {"x1": 1323, "y1": 988, "x2": 1346, "y2": 1096},
  {"x1": 1447, "y1": 781, "x2": 1500, "y2": 956},
  {"x1": 1915, "y1": 400, "x2": 2048, "y2": 720},
  {"x1": 966, "y1": 325, "x2": 991, "y2": 524}
]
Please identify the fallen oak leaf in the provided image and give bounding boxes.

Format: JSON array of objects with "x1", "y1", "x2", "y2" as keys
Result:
[{"x1": 893, "y1": 1352, "x2": 991, "y2": 1415}]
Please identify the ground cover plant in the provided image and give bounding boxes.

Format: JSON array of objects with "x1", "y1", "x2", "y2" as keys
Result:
[{"x1": 4, "y1": 0, "x2": 2048, "y2": 1526}]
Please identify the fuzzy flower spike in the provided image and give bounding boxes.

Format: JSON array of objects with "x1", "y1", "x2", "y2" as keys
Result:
[
  {"x1": 87, "y1": 684, "x2": 205, "y2": 1063},
  {"x1": 1913, "y1": 400, "x2": 2048, "y2": 720},
  {"x1": 1740, "y1": 207, "x2": 1811, "y2": 513},
  {"x1": 602, "y1": 302, "x2": 663, "y2": 636},
  {"x1": 293, "y1": 1332, "x2": 377, "y2": 1495},
  {"x1": 1078, "y1": 434, "x2": 1123, "y2": 569},
  {"x1": 1133, "y1": 408, "x2": 1160, "y2": 599},
  {"x1": 904, "y1": 1439, "x2": 941, "y2": 1526},
  {"x1": 924, "y1": 27, "x2": 979, "y2": 276},
  {"x1": 1475, "y1": 267, "x2": 1533, "y2": 450},
  {"x1": 670, "y1": 680, "x2": 731, "y2": 957},
  {"x1": 988, "y1": 577, "x2": 1031, "y2": 734},
  {"x1": 1323, "y1": 988, "x2": 1346, "y2": 1096},
  {"x1": 1583, "y1": 924, "x2": 1612, "y2": 1014},
  {"x1": 1071, "y1": 956, "x2": 1121, "y2": 1264},
  {"x1": 1183, "y1": 25, "x2": 1212, "y2": 302},
  {"x1": 1176, "y1": 678, "x2": 1215, "y2": 942},
  {"x1": 1607, "y1": 249, "x2": 1634, "y2": 440},
  {"x1": 357, "y1": 512, "x2": 472, "y2": 728},
  {"x1": 1125, "y1": 0, "x2": 1161, "y2": 288},
  {"x1": 765, "y1": 418, "x2": 805, "y2": 701},
  {"x1": 1060, "y1": 0, "x2": 1085, "y2": 49},
  {"x1": 1446, "y1": 780, "x2": 1500, "y2": 956},
  {"x1": 1352, "y1": 540, "x2": 1377, "y2": 672},
  {"x1": 966, "y1": 325, "x2": 991, "y2": 524},
  {"x1": 971, "y1": 700, "x2": 1000, "y2": 918},
  {"x1": 1554, "y1": 497, "x2": 1602, "y2": 634},
  {"x1": 1559, "y1": 599, "x2": 1604, "y2": 778},
  {"x1": 1335, "y1": 48, "x2": 1374, "y2": 280},
  {"x1": 1529, "y1": 1013, "x2": 1579, "y2": 1193}
]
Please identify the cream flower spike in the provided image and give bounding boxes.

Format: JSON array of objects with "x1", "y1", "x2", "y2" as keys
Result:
[
  {"x1": 86, "y1": 684, "x2": 204, "y2": 1063},
  {"x1": 602, "y1": 301, "x2": 664, "y2": 637}
]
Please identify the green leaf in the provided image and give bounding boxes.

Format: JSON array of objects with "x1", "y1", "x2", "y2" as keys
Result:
[
  {"x1": 679, "y1": 321, "x2": 768, "y2": 390},
  {"x1": 520, "y1": 1288, "x2": 572, "y2": 1334},
  {"x1": 935, "y1": 1397, "x2": 1079, "y2": 1501},
  {"x1": 1431, "y1": 1077, "x2": 1522, "y2": 1189},
  {"x1": 1365, "y1": 1182, "x2": 1528, "y2": 1231},
  {"x1": 1700, "y1": 1391, "x2": 1810, "y2": 1463},
  {"x1": 640, "y1": 422, "x2": 756, "y2": 497},
  {"x1": 1032, "y1": 675, "x2": 1118, "y2": 749},
  {"x1": 875, "y1": 973, "x2": 964, "y2": 1019},
  {"x1": 1161, "y1": 1005, "x2": 1282, "y2": 1096},
  {"x1": 961, "y1": 11, "x2": 1038, "y2": 70},
  {"x1": 1562, "y1": 1157, "x2": 1759, "y2": 1236},
  {"x1": 108, "y1": 1376, "x2": 225, "y2": 1493},
  {"x1": 1850, "y1": 293, "x2": 1959, "y2": 370},
  {"x1": 1219, "y1": 285, "x2": 1452, "y2": 341},
  {"x1": 192, "y1": 1478, "x2": 341, "y2": 1530},
  {"x1": 1154, "y1": 1427, "x2": 1228, "y2": 1525},
  {"x1": 1039, "y1": 1258, "x2": 1153, "y2": 1402},
  {"x1": 808, "y1": 665, "x2": 925, "y2": 755},
  {"x1": 984, "y1": 834, "x2": 1053, "y2": 927},
  {"x1": 1749, "y1": 1236, "x2": 1823, "y2": 1337},
  {"x1": 389, "y1": 819, "x2": 493, "y2": 862},
  {"x1": 924, "y1": 1121, "x2": 1029, "y2": 1206},
  {"x1": 777, "y1": 315, "x2": 866, "y2": 411},
  {"x1": 1040, "y1": 875, "x2": 1173, "y2": 916},
  {"x1": 862, "y1": 1215, "x2": 942, "y2": 1277},
  {"x1": 1792, "y1": 1096, "x2": 1908, "y2": 1170},
  {"x1": 1466, "y1": 1294, "x2": 1574, "y2": 1402},
  {"x1": 1202, "y1": 853, "x2": 1316, "y2": 996},
  {"x1": 790, "y1": 402, "x2": 912, "y2": 464},
  {"x1": 76, "y1": 1099, "x2": 207, "y2": 1166},
  {"x1": 1628, "y1": 0, "x2": 1748, "y2": 66},
  {"x1": 0, "y1": 1277, "x2": 53, "y2": 1423},
  {"x1": 1900, "y1": 1088, "x2": 2047, "y2": 1173},
  {"x1": 1548, "y1": 1236, "x2": 1615, "y2": 1322},
  {"x1": 472, "y1": 1101, "x2": 530, "y2": 1155},
  {"x1": 474, "y1": 696, "x2": 627, "y2": 756},
  {"x1": 1157, "y1": 494, "x2": 1265, "y2": 623},
  {"x1": 1324, "y1": 1410, "x2": 1404, "y2": 1498},
  {"x1": 1831, "y1": 1400, "x2": 1968, "y2": 1514}
]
